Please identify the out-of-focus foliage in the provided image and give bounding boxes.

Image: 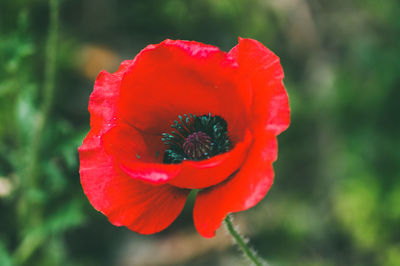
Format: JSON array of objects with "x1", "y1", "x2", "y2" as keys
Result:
[{"x1": 0, "y1": 0, "x2": 399, "y2": 265}]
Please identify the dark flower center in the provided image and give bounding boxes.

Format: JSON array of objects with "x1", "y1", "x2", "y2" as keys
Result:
[
  {"x1": 162, "y1": 114, "x2": 232, "y2": 164},
  {"x1": 183, "y1": 132, "x2": 212, "y2": 160}
]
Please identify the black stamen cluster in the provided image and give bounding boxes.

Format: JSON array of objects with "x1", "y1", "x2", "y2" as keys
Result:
[{"x1": 162, "y1": 114, "x2": 232, "y2": 164}]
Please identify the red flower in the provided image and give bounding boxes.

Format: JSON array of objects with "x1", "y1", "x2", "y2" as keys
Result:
[{"x1": 78, "y1": 38, "x2": 290, "y2": 238}]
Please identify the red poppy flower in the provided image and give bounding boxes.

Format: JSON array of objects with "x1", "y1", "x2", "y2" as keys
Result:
[{"x1": 78, "y1": 38, "x2": 290, "y2": 238}]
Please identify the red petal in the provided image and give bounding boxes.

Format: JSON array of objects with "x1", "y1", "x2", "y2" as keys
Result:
[
  {"x1": 230, "y1": 38, "x2": 290, "y2": 135},
  {"x1": 86, "y1": 59, "x2": 133, "y2": 135},
  {"x1": 193, "y1": 38, "x2": 290, "y2": 238},
  {"x1": 79, "y1": 142, "x2": 189, "y2": 234},
  {"x1": 193, "y1": 133, "x2": 276, "y2": 238},
  {"x1": 118, "y1": 39, "x2": 252, "y2": 143},
  {"x1": 102, "y1": 122, "x2": 181, "y2": 184},
  {"x1": 79, "y1": 62, "x2": 189, "y2": 234}
]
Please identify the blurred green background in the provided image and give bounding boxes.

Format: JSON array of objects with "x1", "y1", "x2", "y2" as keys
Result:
[{"x1": 1, "y1": 0, "x2": 399, "y2": 265}]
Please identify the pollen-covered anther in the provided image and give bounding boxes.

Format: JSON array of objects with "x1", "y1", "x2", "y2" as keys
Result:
[{"x1": 183, "y1": 132, "x2": 212, "y2": 160}]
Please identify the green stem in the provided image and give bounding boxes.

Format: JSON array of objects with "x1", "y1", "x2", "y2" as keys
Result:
[
  {"x1": 224, "y1": 215, "x2": 267, "y2": 266},
  {"x1": 27, "y1": 0, "x2": 59, "y2": 182},
  {"x1": 22, "y1": 0, "x2": 59, "y2": 225},
  {"x1": 14, "y1": 0, "x2": 59, "y2": 263}
]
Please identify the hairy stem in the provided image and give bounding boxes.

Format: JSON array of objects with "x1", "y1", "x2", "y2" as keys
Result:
[{"x1": 224, "y1": 215, "x2": 268, "y2": 266}]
